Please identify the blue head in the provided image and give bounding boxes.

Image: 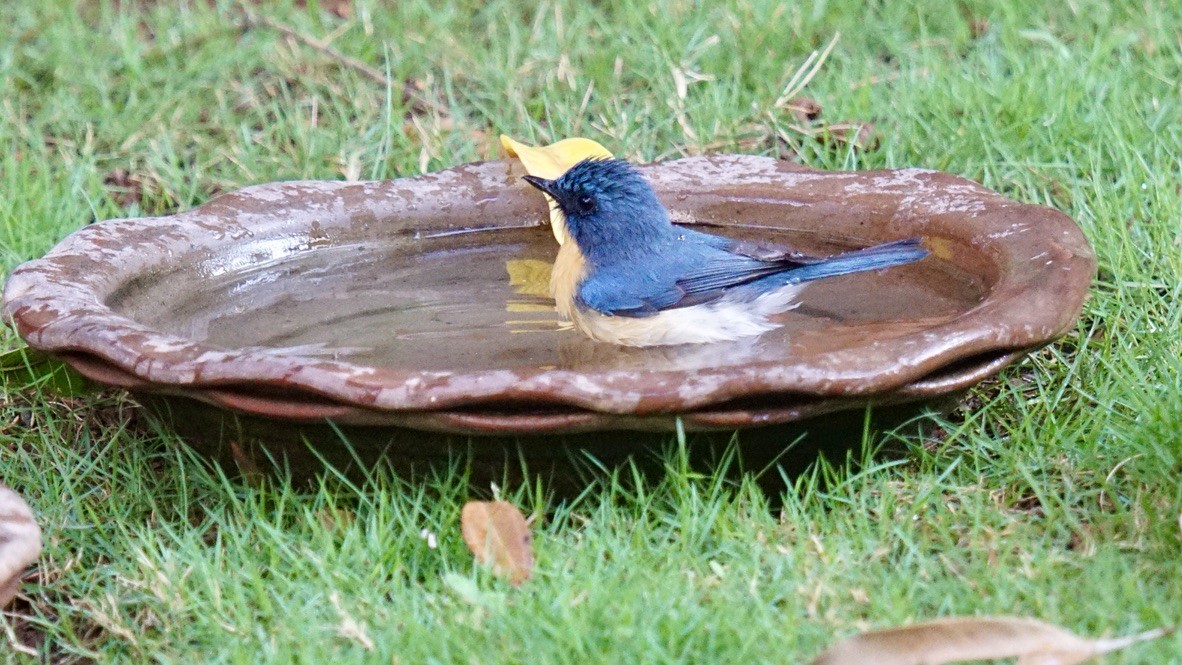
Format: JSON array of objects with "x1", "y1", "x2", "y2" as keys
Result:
[{"x1": 523, "y1": 158, "x2": 674, "y2": 264}]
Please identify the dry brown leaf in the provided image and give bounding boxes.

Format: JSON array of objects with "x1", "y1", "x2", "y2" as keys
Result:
[
  {"x1": 460, "y1": 500, "x2": 533, "y2": 586},
  {"x1": 784, "y1": 97, "x2": 823, "y2": 124},
  {"x1": 0, "y1": 485, "x2": 41, "y2": 607},
  {"x1": 825, "y1": 121, "x2": 879, "y2": 152},
  {"x1": 103, "y1": 168, "x2": 146, "y2": 208},
  {"x1": 810, "y1": 616, "x2": 1172, "y2": 665}
]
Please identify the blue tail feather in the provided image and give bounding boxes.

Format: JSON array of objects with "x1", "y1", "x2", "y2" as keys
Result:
[{"x1": 750, "y1": 238, "x2": 928, "y2": 291}]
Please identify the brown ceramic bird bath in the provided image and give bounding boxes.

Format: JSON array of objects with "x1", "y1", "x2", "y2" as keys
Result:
[{"x1": 2, "y1": 155, "x2": 1094, "y2": 480}]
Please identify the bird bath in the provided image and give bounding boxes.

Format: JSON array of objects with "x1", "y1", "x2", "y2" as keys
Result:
[{"x1": 2, "y1": 155, "x2": 1094, "y2": 481}]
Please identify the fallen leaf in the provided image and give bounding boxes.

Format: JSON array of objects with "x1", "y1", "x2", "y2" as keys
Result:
[
  {"x1": 810, "y1": 616, "x2": 1173, "y2": 665},
  {"x1": 460, "y1": 500, "x2": 533, "y2": 586},
  {"x1": 102, "y1": 167, "x2": 177, "y2": 213},
  {"x1": 500, "y1": 135, "x2": 613, "y2": 245},
  {"x1": 500, "y1": 135, "x2": 613, "y2": 180},
  {"x1": 103, "y1": 167, "x2": 146, "y2": 208},
  {"x1": 0, "y1": 486, "x2": 41, "y2": 607},
  {"x1": 825, "y1": 121, "x2": 879, "y2": 152},
  {"x1": 784, "y1": 97, "x2": 823, "y2": 124}
]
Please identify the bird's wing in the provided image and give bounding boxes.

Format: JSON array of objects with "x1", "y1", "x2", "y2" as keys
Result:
[
  {"x1": 576, "y1": 236, "x2": 928, "y2": 318},
  {"x1": 576, "y1": 249, "x2": 802, "y2": 318},
  {"x1": 673, "y1": 253, "x2": 804, "y2": 295}
]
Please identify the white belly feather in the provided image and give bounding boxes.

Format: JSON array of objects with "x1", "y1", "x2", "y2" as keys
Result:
[{"x1": 548, "y1": 243, "x2": 801, "y2": 347}]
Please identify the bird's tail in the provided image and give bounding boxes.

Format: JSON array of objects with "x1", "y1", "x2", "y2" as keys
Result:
[{"x1": 778, "y1": 237, "x2": 929, "y2": 284}]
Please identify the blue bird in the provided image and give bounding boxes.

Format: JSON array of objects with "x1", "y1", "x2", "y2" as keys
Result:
[{"x1": 522, "y1": 158, "x2": 929, "y2": 347}]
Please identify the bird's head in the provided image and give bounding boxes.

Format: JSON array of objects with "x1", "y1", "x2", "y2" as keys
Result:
[{"x1": 523, "y1": 158, "x2": 672, "y2": 262}]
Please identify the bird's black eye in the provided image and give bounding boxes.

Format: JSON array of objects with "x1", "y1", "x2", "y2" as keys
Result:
[{"x1": 576, "y1": 195, "x2": 595, "y2": 213}]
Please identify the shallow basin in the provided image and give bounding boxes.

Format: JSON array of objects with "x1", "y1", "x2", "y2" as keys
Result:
[{"x1": 2, "y1": 155, "x2": 1094, "y2": 466}]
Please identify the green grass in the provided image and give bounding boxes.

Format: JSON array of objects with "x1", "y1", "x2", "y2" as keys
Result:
[{"x1": 2, "y1": 0, "x2": 1181, "y2": 661}]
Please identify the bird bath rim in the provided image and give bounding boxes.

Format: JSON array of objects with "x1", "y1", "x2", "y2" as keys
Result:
[{"x1": 1, "y1": 155, "x2": 1095, "y2": 430}]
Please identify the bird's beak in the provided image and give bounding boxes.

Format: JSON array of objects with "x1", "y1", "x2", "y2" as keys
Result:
[{"x1": 522, "y1": 175, "x2": 558, "y2": 198}]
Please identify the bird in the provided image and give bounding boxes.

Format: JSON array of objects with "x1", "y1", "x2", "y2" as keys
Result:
[{"x1": 522, "y1": 157, "x2": 929, "y2": 347}]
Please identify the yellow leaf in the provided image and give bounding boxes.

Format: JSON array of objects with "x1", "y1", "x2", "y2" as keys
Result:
[
  {"x1": 500, "y1": 136, "x2": 613, "y2": 179},
  {"x1": 500, "y1": 134, "x2": 613, "y2": 244},
  {"x1": 460, "y1": 500, "x2": 534, "y2": 586}
]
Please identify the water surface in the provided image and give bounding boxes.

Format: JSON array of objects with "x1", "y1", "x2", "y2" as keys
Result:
[{"x1": 108, "y1": 225, "x2": 985, "y2": 373}]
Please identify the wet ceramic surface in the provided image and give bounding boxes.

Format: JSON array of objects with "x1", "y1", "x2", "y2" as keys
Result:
[{"x1": 2, "y1": 156, "x2": 1095, "y2": 434}]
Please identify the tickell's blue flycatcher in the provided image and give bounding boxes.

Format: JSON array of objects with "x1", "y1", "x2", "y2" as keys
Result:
[{"x1": 523, "y1": 158, "x2": 928, "y2": 347}]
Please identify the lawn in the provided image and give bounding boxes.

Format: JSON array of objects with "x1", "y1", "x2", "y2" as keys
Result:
[{"x1": 2, "y1": 0, "x2": 1180, "y2": 662}]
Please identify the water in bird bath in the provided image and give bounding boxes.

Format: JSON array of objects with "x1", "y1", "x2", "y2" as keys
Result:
[{"x1": 107, "y1": 224, "x2": 985, "y2": 373}]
